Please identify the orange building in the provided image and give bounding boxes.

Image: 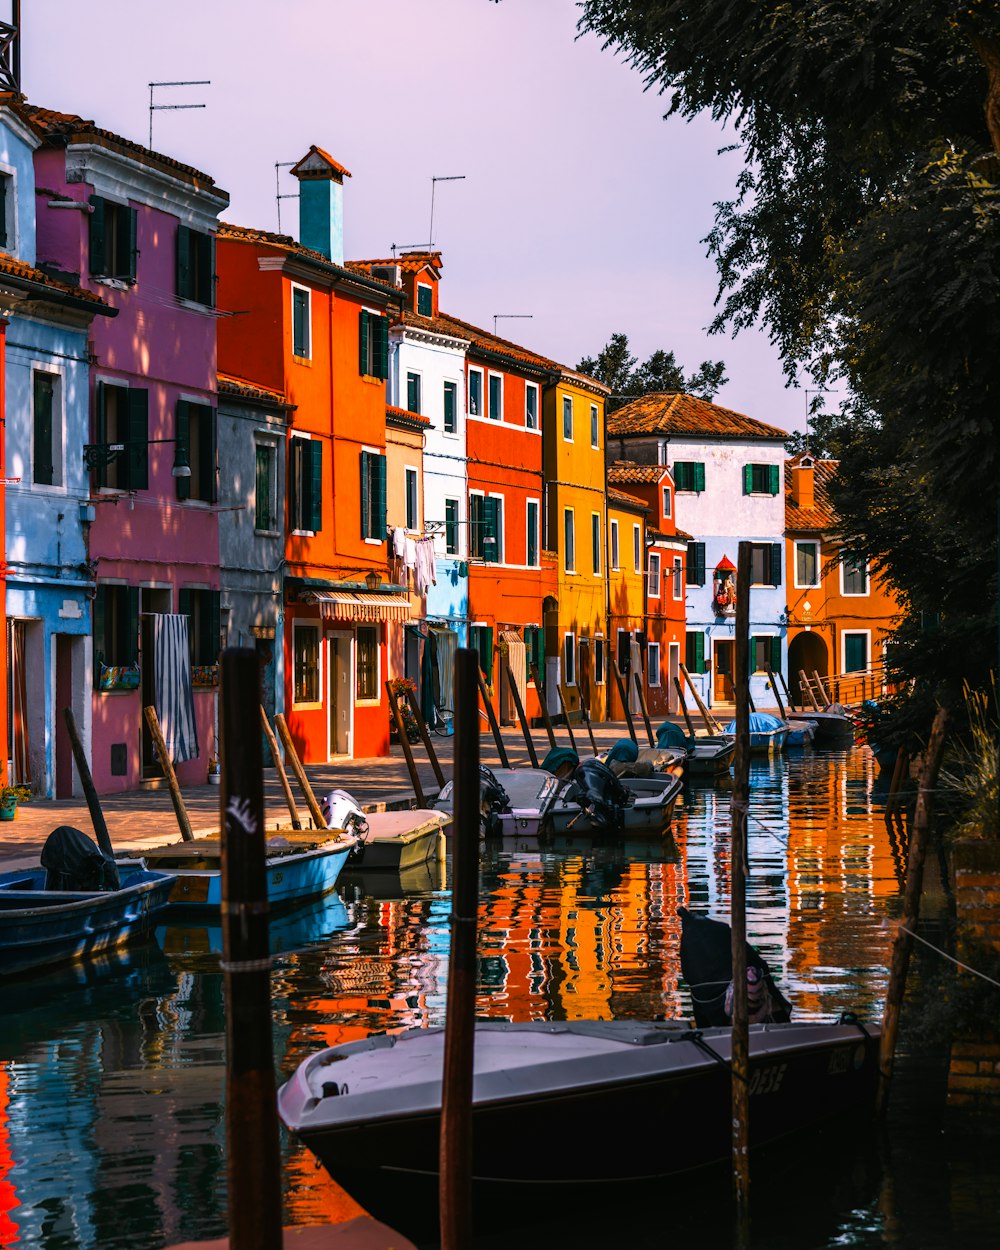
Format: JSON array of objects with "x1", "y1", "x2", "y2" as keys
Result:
[
  {"x1": 215, "y1": 147, "x2": 406, "y2": 763},
  {"x1": 606, "y1": 486, "x2": 649, "y2": 721},
  {"x1": 785, "y1": 453, "x2": 900, "y2": 700}
]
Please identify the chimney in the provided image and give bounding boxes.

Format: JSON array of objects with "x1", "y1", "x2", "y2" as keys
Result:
[
  {"x1": 290, "y1": 145, "x2": 352, "y2": 265},
  {"x1": 791, "y1": 461, "x2": 815, "y2": 511}
]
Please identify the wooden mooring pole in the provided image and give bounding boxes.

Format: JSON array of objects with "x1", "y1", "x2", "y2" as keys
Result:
[
  {"x1": 681, "y1": 663, "x2": 723, "y2": 734},
  {"x1": 260, "y1": 706, "x2": 301, "y2": 830},
  {"x1": 274, "y1": 713, "x2": 328, "y2": 829},
  {"x1": 143, "y1": 704, "x2": 195, "y2": 841},
  {"x1": 731, "y1": 541, "x2": 753, "y2": 1242},
  {"x1": 477, "y1": 666, "x2": 510, "y2": 768},
  {"x1": 63, "y1": 706, "x2": 118, "y2": 865},
  {"x1": 528, "y1": 662, "x2": 558, "y2": 750},
  {"x1": 404, "y1": 684, "x2": 447, "y2": 791},
  {"x1": 554, "y1": 682, "x2": 579, "y2": 754},
  {"x1": 632, "y1": 669, "x2": 656, "y2": 748},
  {"x1": 220, "y1": 649, "x2": 282, "y2": 1250},
  {"x1": 504, "y1": 652, "x2": 540, "y2": 768},
  {"x1": 610, "y1": 657, "x2": 638, "y2": 744},
  {"x1": 384, "y1": 684, "x2": 427, "y2": 808},
  {"x1": 876, "y1": 708, "x2": 950, "y2": 1119},
  {"x1": 673, "y1": 676, "x2": 697, "y2": 738},
  {"x1": 439, "y1": 648, "x2": 480, "y2": 1249},
  {"x1": 579, "y1": 690, "x2": 598, "y2": 755}
]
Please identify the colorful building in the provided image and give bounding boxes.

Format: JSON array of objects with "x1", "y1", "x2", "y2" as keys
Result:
[
  {"x1": 216, "y1": 146, "x2": 406, "y2": 764},
  {"x1": 384, "y1": 402, "x2": 431, "y2": 706},
  {"x1": 605, "y1": 485, "x2": 649, "y2": 721},
  {"x1": 784, "y1": 453, "x2": 900, "y2": 699}
]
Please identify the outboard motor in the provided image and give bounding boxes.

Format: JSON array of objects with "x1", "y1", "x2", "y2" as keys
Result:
[
  {"x1": 567, "y1": 758, "x2": 634, "y2": 830},
  {"x1": 677, "y1": 905, "x2": 792, "y2": 1028},
  {"x1": 320, "y1": 790, "x2": 369, "y2": 858},
  {"x1": 479, "y1": 766, "x2": 511, "y2": 838},
  {"x1": 40, "y1": 826, "x2": 120, "y2": 892}
]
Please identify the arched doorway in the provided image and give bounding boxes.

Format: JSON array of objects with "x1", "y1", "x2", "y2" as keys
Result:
[{"x1": 788, "y1": 631, "x2": 829, "y2": 705}]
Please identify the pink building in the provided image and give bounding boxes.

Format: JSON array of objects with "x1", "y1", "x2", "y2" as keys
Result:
[{"x1": 18, "y1": 102, "x2": 229, "y2": 792}]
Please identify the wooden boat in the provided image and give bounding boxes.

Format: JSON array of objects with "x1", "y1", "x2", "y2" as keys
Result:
[
  {"x1": 320, "y1": 791, "x2": 450, "y2": 871},
  {"x1": 724, "y1": 713, "x2": 789, "y2": 755},
  {"x1": 785, "y1": 718, "x2": 818, "y2": 747},
  {"x1": 654, "y1": 721, "x2": 735, "y2": 779},
  {"x1": 792, "y1": 709, "x2": 855, "y2": 747},
  {"x1": 0, "y1": 861, "x2": 176, "y2": 979},
  {"x1": 278, "y1": 1016, "x2": 881, "y2": 1188},
  {"x1": 433, "y1": 767, "x2": 563, "y2": 838},
  {"x1": 139, "y1": 828, "x2": 357, "y2": 911},
  {"x1": 546, "y1": 763, "x2": 683, "y2": 836}
]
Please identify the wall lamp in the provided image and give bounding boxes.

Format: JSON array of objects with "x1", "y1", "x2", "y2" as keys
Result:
[
  {"x1": 83, "y1": 438, "x2": 191, "y2": 477},
  {"x1": 364, "y1": 569, "x2": 383, "y2": 592}
]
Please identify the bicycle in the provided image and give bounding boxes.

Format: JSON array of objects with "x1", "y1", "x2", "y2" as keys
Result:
[{"x1": 430, "y1": 705, "x2": 453, "y2": 736}]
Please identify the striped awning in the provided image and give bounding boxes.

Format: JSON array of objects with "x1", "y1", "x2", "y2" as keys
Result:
[{"x1": 308, "y1": 591, "x2": 412, "y2": 622}]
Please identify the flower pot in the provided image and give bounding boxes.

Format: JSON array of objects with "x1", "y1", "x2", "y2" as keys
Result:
[{"x1": 0, "y1": 795, "x2": 18, "y2": 821}]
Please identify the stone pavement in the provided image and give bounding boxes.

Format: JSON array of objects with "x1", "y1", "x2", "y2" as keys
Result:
[{"x1": 0, "y1": 719, "x2": 679, "y2": 870}]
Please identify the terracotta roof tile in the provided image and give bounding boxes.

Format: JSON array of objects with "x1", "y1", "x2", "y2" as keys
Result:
[
  {"x1": 353, "y1": 252, "x2": 442, "y2": 276},
  {"x1": 784, "y1": 454, "x2": 840, "y2": 530},
  {"x1": 399, "y1": 307, "x2": 558, "y2": 372},
  {"x1": 218, "y1": 373, "x2": 293, "y2": 408},
  {"x1": 607, "y1": 462, "x2": 669, "y2": 485},
  {"x1": 386, "y1": 404, "x2": 431, "y2": 427},
  {"x1": 0, "y1": 250, "x2": 110, "y2": 309},
  {"x1": 607, "y1": 392, "x2": 787, "y2": 441},
  {"x1": 607, "y1": 486, "x2": 650, "y2": 512},
  {"x1": 649, "y1": 527, "x2": 693, "y2": 543},
  {"x1": 290, "y1": 145, "x2": 351, "y2": 180},
  {"x1": 218, "y1": 224, "x2": 402, "y2": 296}
]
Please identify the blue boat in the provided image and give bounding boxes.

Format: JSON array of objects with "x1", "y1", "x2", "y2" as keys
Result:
[
  {"x1": 724, "y1": 712, "x2": 790, "y2": 754},
  {"x1": 0, "y1": 863, "x2": 176, "y2": 979}
]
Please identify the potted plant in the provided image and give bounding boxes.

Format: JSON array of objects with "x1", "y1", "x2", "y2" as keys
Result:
[{"x1": 0, "y1": 783, "x2": 32, "y2": 821}]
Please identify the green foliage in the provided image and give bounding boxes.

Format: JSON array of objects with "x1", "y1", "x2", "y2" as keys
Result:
[
  {"x1": 0, "y1": 784, "x2": 31, "y2": 804},
  {"x1": 941, "y1": 677, "x2": 999, "y2": 841},
  {"x1": 578, "y1": 331, "x2": 727, "y2": 413}
]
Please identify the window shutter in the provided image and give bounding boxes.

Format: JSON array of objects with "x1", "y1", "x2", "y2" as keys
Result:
[
  {"x1": 483, "y1": 497, "x2": 499, "y2": 563},
  {"x1": 94, "y1": 381, "x2": 108, "y2": 489},
  {"x1": 176, "y1": 225, "x2": 191, "y2": 297},
  {"x1": 126, "y1": 207, "x2": 138, "y2": 281},
  {"x1": 308, "y1": 439, "x2": 323, "y2": 532},
  {"x1": 376, "y1": 453, "x2": 387, "y2": 539},
  {"x1": 126, "y1": 586, "x2": 140, "y2": 665},
  {"x1": 126, "y1": 388, "x2": 149, "y2": 491},
  {"x1": 378, "y1": 316, "x2": 389, "y2": 380},
  {"x1": 199, "y1": 405, "x2": 217, "y2": 503},
  {"x1": 770, "y1": 636, "x2": 781, "y2": 673},
  {"x1": 93, "y1": 585, "x2": 107, "y2": 673},
  {"x1": 482, "y1": 626, "x2": 493, "y2": 684},
  {"x1": 769, "y1": 464, "x2": 779, "y2": 495},
  {"x1": 693, "y1": 462, "x2": 705, "y2": 492},
  {"x1": 695, "y1": 632, "x2": 705, "y2": 674},
  {"x1": 769, "y1": 542, "x2": 782, "y2": 586},
  {"x1": 207, "y1": 233, "x2": 217, "y2": 308},
  {"x1": 89, "y1": 196, "x2": 106, "y2": 276},
  {"x1": 617, "y1": 630, "x2": 631, "y2": 674},
  {"x1": 358, "y1": 310, "x2": 369, "y2": 375},
  {"x1": 33, "y1": 374, "x2": 54, "y2": 485},
  {"x1": 175, "y1": 400, "x2": 191, "y2": 500},
  {"x1": 204, "y1": 591, "x2": 221, "y2": 665},
  {"x1": 743, "y1": 465, "x2": 753, "y2": 495},
  {"x1": 178, "y1": 588, "x2": 193, "y2": 661},
  {"x1": 685, "y1": 540, "x2": 706, "y2": 586},
  {"x1": 289, "y1": 441, "x2": 301, "y2": 531},
  {"x1": 194, "y1": 231, "x2": 213, "y2": 305},
  {"x1": 360, "y1": 451, "x2": 370, "y2": 537}
]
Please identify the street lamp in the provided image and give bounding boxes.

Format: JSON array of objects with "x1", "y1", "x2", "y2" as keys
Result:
[
  {"x1": 83, "y1": 439, "x2": 191, "y2": 477},
  {"x1": 364, "y1": 569, "x2": 382, "y2": 592}
]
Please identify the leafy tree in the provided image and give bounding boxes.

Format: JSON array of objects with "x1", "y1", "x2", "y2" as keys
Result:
[
  {"x1": 578, "y1": 331, "x2": 727, "y2": 413},
  {"x1": 578, "y1": 1, "x2": 1000, "y2": 729}
]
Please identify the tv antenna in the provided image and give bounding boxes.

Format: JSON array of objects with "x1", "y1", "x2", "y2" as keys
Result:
[
  {"x1": 428, "y1": 175, "x2": 465, "y2": 248},
  {"x1": 275, "y1": 161, "x2": 298, "y2": 233},
  {"x1": 148, "y1": 80, "x2": 209, "y2": 150},
  {"x1": 493, "y1": 314, "x2": 533, "y2": 336}
]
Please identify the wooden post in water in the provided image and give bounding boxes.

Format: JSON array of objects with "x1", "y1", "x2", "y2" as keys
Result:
[
  {"x1": 220, "y1": 649, "x2": 283, "y2": 1250},
  {"x1": 673, "y1": 676, "x2": 697, "y2": 738},
  {"x1": 776, "y1": 667, "x2": 796, "y2": 713},
  {"x1": 477, "y1": 666, "x2": 510, "y2": 768},
  {"x1": 404, "y1": 684, "x2": 447, "y2": 790},
  {"x1": 876, "y1": 708, "x2": 949, "y2": 1118},
  {"x1": 260, "y1": 707, "x2": 301, "y2": 830},
  {"x1": 610, "y1": 657, "x2": 638, "y2": 744},
  {"x1": 554, "y1": 682, "x2": 579, "y2": 754},
  {"x1": 384, "y1": 684, "x2": 427, "y2": 808},
  {"x1": 680, "y1": 663, "x2": 723, "y2": 734},
  {"x1": 274, "y1": 713, "x2": 328, "y2": 829},
  {"x1": 579, "y1": 691, "x2": 598, "y2": 755},
  {"x1": 63, "y1": 706, "x2": 117, "y2": 863},
  {"x1": 730, "y1": 541, "x2": 753, "y2": 1240},
  {"x1": 143, "y1": 705, "x2": 195, "y2": 842},
  {"x1": 439, "y1": 648, "x2": 480, "y2": 1250},
  {"x1": 632, "y1": 669, "x2": 655, "y2": 747},
  {"x1": 504, "y1": 652, "x2": 540, "y2": 768},
  {"x1": 765, "y1": 664, "x2": 786, "y2": 722},
  {"x1": 528, "y1": 662, "x2": 558, "y2": 750},
  {"x1": 799, "y1": 669, "x2": 822, "y2": 711}
]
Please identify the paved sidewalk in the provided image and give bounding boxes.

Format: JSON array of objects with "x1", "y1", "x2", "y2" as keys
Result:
[{"x1": 0, "y1": 719, "x2": 664, "y2": 869}]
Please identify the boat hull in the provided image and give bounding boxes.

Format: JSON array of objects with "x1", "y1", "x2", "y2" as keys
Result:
[
  {"x1": 280, "y1": 1019, "x2": 880, "y2": 1187},
  {"x1": 547, "y1": 775, "x2": 682, "y2": 836},
  {"x1": 351, "y1": 811, "x2": 447, "y2": 872},
  {"x1": 0, "y1": 867, "x2": 176, "y2": 979}
]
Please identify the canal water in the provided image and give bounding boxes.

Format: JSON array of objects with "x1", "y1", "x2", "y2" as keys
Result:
[{"x1": 1, "y1": 747, "x2": 998, "y2": 1249}]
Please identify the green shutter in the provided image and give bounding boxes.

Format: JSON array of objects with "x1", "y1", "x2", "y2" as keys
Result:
[
  {"x1": 178, "y1": 588, "x2": 194, "y2": 662},
  {"x1": 769, "y1": 463, "x2": 779, "y2": 495},
  {"x1": 770, "y1": 636, "x2": 782, "y2": 674},
  {"x1": 308, "y1": 439, "x2": 323, "y2": 532},
  {"x1": 32, "y1": 373, "x2": 54, "y2": 485},
  {"x1": 94, "y1": 381, "x2": 108, "y2": 489},
  {"x1": 376, "y1": 453, "x2": 387, "y2": 538},
  {"x1": 176, "y1": 225, "x2": 192, "y2": 299},
  {"x1": 89, "y1": 196, "x2": 106, "y2": 276},
  {"x1": 482, "y1": 627, "x2": 494, "y2": 684},
  {"x1": 693, "y1": 462, "x2": 705, "y2": 492},
  {"x1": 126, "y1": 388, "x2": 149, "y2": 491},
  {"x1": 200, "y1": 405, "x2": 217, "y2": 503},
  {"x1": 686, "y1": 540, "x2": 706, "y2": 586},
  {"x1": 289, "y1": 440, "x2": 300, "y2": 530},
  {"x1": 126, "y1": 207, "x2": 138, "y2": 281},
  {"x1": 360, "y1": 451, "x2": 370, "y2": 537},
  {"x1": 743, "y1": 465, "x2": 753, "y2": 495},
  {"x1": 204, "y1": 591, "x2": 221, "y2": 665},
  {"x1": 483, "y1": 497, "x2": 499, "y2": 563},
  {"x1": 770, "y1": 542, "x2": 782, "y2": 586},
  {"x1": 175, "y1": 400, "x2": 191, "y2": 500},
  {"x1": 126, "y1": 586, "x2": 140, "y2": 665},
  {"x1": 196, "y1": 231, "x2": 214, "y2": 305},
  {"x1": 359, "y1": 310, "x2": 369, "y2": 375},
  {"x1": 695, "y1": 632, "x2": 705, "y2": 673},
  {"x1": 93, "y1": 585, "x2": 107, "y2": 675},
  {"x1": 378, "y1": 316, "x2": 389, "y2": 380}
]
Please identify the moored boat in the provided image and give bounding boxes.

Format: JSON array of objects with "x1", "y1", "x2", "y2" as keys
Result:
[
  {"x1": 319, "y1": 790, "x2": 448, "y2": 871},
  {"x1": 433, "y1": 767, "x2": 562, "y2": 838},
  {"x1": 654, "y1": 720, "x2": 735, "y2": 779},
  {"x1": 785, "y1": 717, "x2": 819, "y2": 747},
  {"x1": 724, "y1": 712, "x2": 789, "y2": 754},
  {"x1": 546, "y1": 760, "x2": 683, "y2": 836}
]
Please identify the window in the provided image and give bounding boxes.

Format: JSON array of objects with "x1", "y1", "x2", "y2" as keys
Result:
[
  {"x1": 468, "y1": 367, "x2": 483, "y2": 416},
  {"x1": 617, "y1": 630, "x2": 631, "y2": 677},
  {"x1": 488, "y1": 373, "x2": 502, "y2": 420},
  {"x1": 470, "y1": 624, "x2": 493, "y2": 683},
  {"x1": 292, "y1": 286, "x2": 311, "y2": 358},
  {"x1": 89, "y1": 196, "x2": 137, "y2": 281},
  {"x1": 0, "y1": 171, "x2": 13, "y2": 250},
  {"x1": 525, "y1": 624, "x2": 544, "y2": 677},
  {"x1": 470, "y1": 494, "x2": 501, "y2": 562},
  {"x1": 359, "y1": 311, "x2": 389, "y2": 378},
  {"x1": 610, "y1": 519, "x2": 620, "y2": 569},
  {"x1": 590, "y1": 403, "x2": 599, "y2": 448},
  {"x1": 406, "y1": 371, "x2": 421, "y2": 414},
  {"x1": 356, "y1": 626, "x2": 379, "y2": 701},
  {"x1": 562, "y1": 395, "x2": 573, "y2": 441},
  {"x1": 293, "y1": 623, "x2": 321, "y2": 704},
  {"x1": 594, "y1": 638, "x2": 605, "y2": 685},
  {"x1": 662, "y1": 485, "x2": 672, "y2": 518},
  {"x1": 443, "y1": 381, "x2": 457, "y2": 434},
  {"x1": 255, "y1": 441, "x2": 277, "y2": 531},
  {"x1": 795, "y1": 541, "x2": 820, "y2": 588},
  {"x1": 360, "y1": 450, "x2": 387, "y2": 540},
  {"x1": 416, "y1": 284, "x2": 433, "y2": 316},
  {"x1": 685, "y1": 631, "x2": 706, "y2": 674},
  {"x1": 672, "y1": 557, "x2": 683, "y2": 599},
  {"x1": 527, "y1": 500, "x2": 539, "y2": 567},
  {"x1": 633, "y1": 524, "x2": 641, "y2": 574},
  {"x1": 647, "y1": 642, "x2": 661, "y2": 687},
  {"x1": 32, "y1": 371, "x2": 61, "y2": 487},
  {"x1": 290, "y1": 436, "x2": 323, "y2": 532},
  {"x1": 749, "y1": 542, "x2": 782, "y2": 587},
  {"x1": 648, "y1": 552, "x2": 661, "y2": 597},
  {"x1": 591, "y1": 513, "x2": 601, "y2": 575},
  {"x1": 844, "y1": 631, "x2": 869, "y2": 673},
  {"x1": 179, "y1": 588, "x2": 221, "y2": 666},
  {"x1": 93, "y1": 583, "x2": 139, "y2": 679},
  {"x1": 405, "y1": 467, "x2": 419, "y2": 530},
  {"x1": 563, "y1": 509, "x2": 576, "y2": 572},
  {"x1": 743, "y1": 463, "x2": 780, "y2": 495},
  {"x1": 525, "y1": 383, "x2": 539, "y2": 430},
  {"x1": 445, "y1": 498, "x2": 460, "y2": 555},
  {"x1": 686, "y1": 540, "x2": 706, "y2": 586},
  {"x1": 175, "y1": 400, "x2": 217, "y2": 503},
  {"x1": 176, "y1": 226, "x2": 215, "y2": 305},
  {"x1": 842, "y1": 556, "x2": 869, "y2": 596},
  {"x1": 93, "y1": 382, "x2": 148, "y2": 491},
  {"x1": 673, "y1": 461, "x2": 705, "y2": 493},
  {"x1": 563, "y1": 634, "x2": 576, "y2": 686},
  {"x1": 751, "y1": 635, "x2": 781, "y2": 673}
]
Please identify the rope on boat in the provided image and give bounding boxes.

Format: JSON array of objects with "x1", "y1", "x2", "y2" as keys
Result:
[{"x1": 897, "y1": 924, "x2": 1000, "y2": 989}]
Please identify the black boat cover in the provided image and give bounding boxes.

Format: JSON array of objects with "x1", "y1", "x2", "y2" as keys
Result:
[
  {"x1": 678, "y1": 906, "x2": 792, "y2": 1028},
  {"x1": 40, "y1": 826, "x2": 121, "y2": 892}
]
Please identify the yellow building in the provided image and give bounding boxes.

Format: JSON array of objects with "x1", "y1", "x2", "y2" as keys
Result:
[
  {"x1": 606, "y1": 486, "x2": 649, "y2": 721},
  {"x1": 543, "y1": 369, "x2": 611, "y2": 722},
  {"x1": 384, "y1": 403, "x2": 429, "y2": 689}
]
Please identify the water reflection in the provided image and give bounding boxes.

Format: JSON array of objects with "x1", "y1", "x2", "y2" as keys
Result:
[{"x1": 1, "y1": 748, "x2": 994, "y2": 1248}]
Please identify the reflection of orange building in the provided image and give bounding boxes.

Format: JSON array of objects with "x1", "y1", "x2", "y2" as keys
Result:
[
  {"x1": 0, "y1": 1066, "x2": 16, "y2": 1246},
  {"x1": 785, "y1": 455, "x2": 900, "y2": 698}
]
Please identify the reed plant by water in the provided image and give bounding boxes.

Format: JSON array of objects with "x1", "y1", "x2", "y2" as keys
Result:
[{"x1": 941, "y1": 675, "x2": 999, "y2": 842}]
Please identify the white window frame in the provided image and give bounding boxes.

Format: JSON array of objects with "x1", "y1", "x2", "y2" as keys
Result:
[
  {"x1": 526, "y1": 497, "x2": 540, "y2": 567},
  {"x1": 289, "y1": 431, "x2": 318, "y2": 536},
  {"x1": 0, "y1": 161, "x2": 18, "y2": 255},
  {"x1": 487, "y1": 370, "x2": 504, "y2": 421},
  {"x1": 442, "y1": 378, "x2": 460, "y2": 438},
  {"x1": 840, "y1": 555, "x2": 870, "y2": 597},
  {"x1": 405, "y1": 369, "x2": 422, "y2": 415},
  {"x1": 633, "y1": 523, "x2": 641, "y2": 574},
  {"x1": 594, "y1": 635, "x2": 606, "y2": 685},
  {"x1": 30, "y1": 364, "x2": 66, "y2": 493},
  {"x1": 525, "y1": 381, "x2": 539, "y2": 432},
  {"x1": 662, "y1": 484, "x2": 672, "y2": 519},
  {"x1": 794, "y1": 540, "x2": 821, "y2": 589},
  {"x1": 647, "y1": 642, "x2": 661, "y2": 687},
  {"x1": 672, "y1": 556, "x2": 684, "y2": 600},
  {"x1": 841, "y1": 629, "x2": 871, "y2": 674},
  {"x1": 443, "y1": 495, "x2": 462, "y2": 556},
  {"x1": 468, "y1": 366, "x2": 484, "y2": 417},
  {"x1": 489, "y1": 490, "x2": 506, "y2": 564},
  {"x1": 290, "y1": 282, "x2": 312, "y2": 360},
  {"x1": 609, "y1": 518, "x2": 620, "y2": 571},
  {"x1": 292, "y1": 619, "x2": 323, "y2": 708},
  {"x1": 563, "y1": 507, "x2": 576, "y2": 573},
  {"x1": 648, "y1": 552, "x2": 661, "y2": 598},
  {"x1": 404, "y1": 465, "x2": 419, "y2": 531},
  {"x1": 591, "y1": 512, "x2": 601, "y2": 576},
  {"x1": 590, "y1": 403, "x2": 600, "y2": 449},
  {"x1": 563, "y1": 632, "x2": 577, "y2": 686},
  {"x1": 562, "y1": 395, "x2": 574, "y2": 442},
  {"x1": 253, "y1": 433, "x2": 280, "y2": 535},
  {"x1": 354, "y1": 623, "x2": 382, "y2": 706}
]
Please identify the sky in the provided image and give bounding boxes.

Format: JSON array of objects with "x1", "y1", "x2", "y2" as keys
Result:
[{"x1": 23, "y1": 0, "x2": 806, "y2": 433}]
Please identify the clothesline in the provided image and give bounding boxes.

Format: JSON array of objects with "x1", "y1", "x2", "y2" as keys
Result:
[{"x1": 390, "y1": 527, "x2": 437, "y2": 595}]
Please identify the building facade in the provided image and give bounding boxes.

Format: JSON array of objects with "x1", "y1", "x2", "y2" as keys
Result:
[{"x1": 605, "y1": 486, "x2": 649, "y2": 721}]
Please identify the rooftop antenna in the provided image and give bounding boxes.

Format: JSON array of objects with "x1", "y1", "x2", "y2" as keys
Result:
[
  {"x1": 148, "y1": 80, "x2": 209, "y2": 150},
  {"x1": 0, "y1": 0, "x2": 21, "y2": 92},
  {"x1": 391, "y1": 241, "x2": 431, "y2": 258},
  {"x1": 493, "y1": 314, "x2": 533, "y2": 336},
  {"x1": 428, "y1": 174, "x2": 466, "y2": 248},
  {"x1": 275, "y1": 161, "x2": 298, "y2": 233}
]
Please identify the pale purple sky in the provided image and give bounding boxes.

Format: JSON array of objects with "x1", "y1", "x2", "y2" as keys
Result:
[{"x1": 27, "y1": 0, "x2": 805, "y2": 433}]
